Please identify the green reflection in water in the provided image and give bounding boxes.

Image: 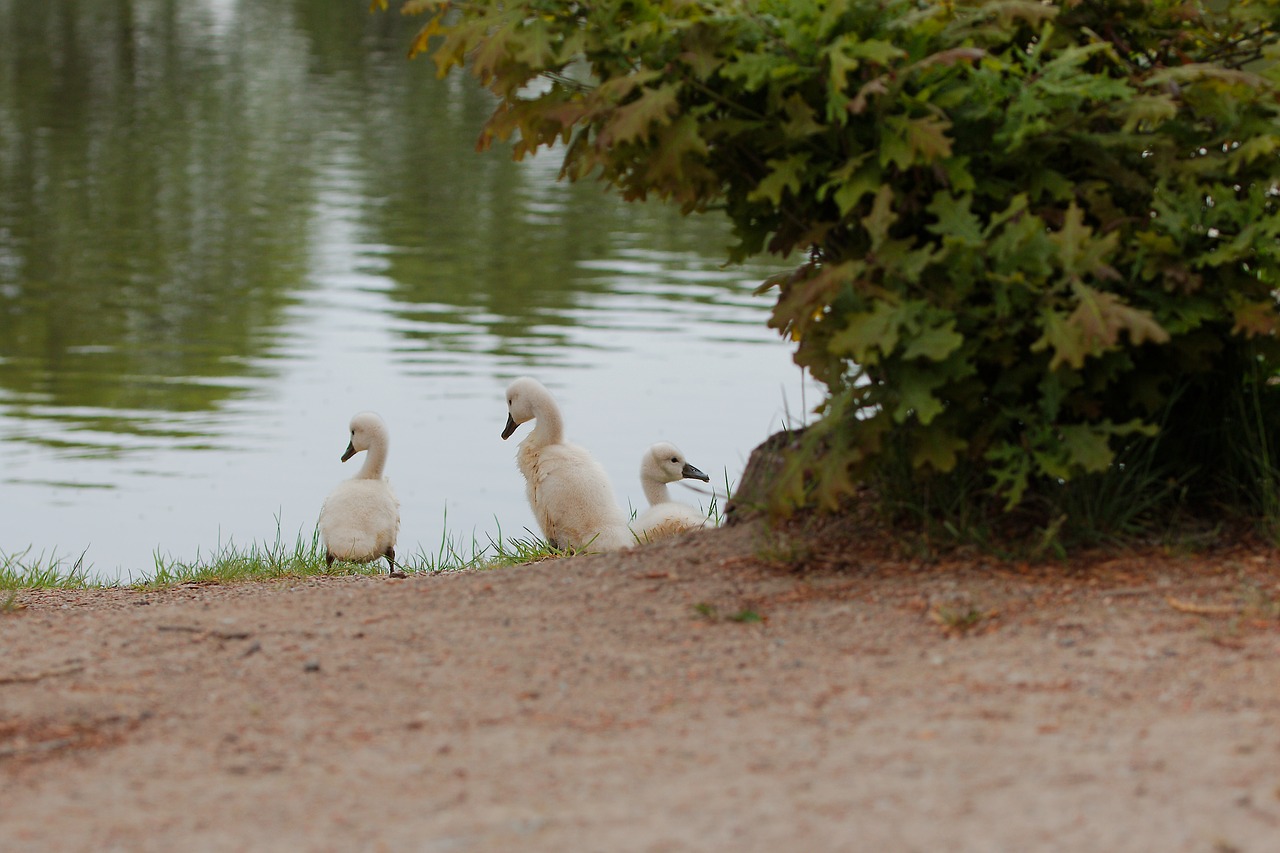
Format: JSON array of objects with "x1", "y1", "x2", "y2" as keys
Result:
[
  {"x1": 0, "y1": 1, "x2": 325, "y2": 435},
  {"x1": 0, "y1": 0, "x2": 776, "y2": 454}
]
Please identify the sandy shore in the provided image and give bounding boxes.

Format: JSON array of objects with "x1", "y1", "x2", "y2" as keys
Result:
[{"x1": 2, "y1": 514, "x2": 1279, "y2": 851}]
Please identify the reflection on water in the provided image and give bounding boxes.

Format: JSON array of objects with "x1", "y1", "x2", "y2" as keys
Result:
[{"x1": 0, "y1": 1, "x2": 814, "y2": 580}]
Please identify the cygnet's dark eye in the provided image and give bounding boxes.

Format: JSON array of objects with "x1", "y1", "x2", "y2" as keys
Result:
[{"x1": 670, "y1": 457, "x2": 679, "y2": 463}]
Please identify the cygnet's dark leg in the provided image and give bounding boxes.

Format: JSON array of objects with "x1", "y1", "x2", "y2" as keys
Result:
[
  {"x1": 325, "y1": 552, "x2": 335, "y2": 568},
  {"x1": 386, "y1": 548, "x2": 406, "y2": 578}
]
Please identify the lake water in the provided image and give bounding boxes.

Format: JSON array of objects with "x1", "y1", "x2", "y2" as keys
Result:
[{"x1": 0, "y1": 1, "x2": 815, "y2": 582}]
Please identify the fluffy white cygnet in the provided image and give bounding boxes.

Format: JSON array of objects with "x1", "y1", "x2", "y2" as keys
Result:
[
  {"x1": 632, "y1": 442, "x2": 712, "y2": 543},
  {"x1": 318, "y1": 411, "x2": 401, "y2": 573},
  {"x1": 501, "y1": 377, "x2": 633, "y2": 551}
]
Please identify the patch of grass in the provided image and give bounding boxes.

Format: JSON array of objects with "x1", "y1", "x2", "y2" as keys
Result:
[
  {"x1": 1047, "y1": 436, "x2": 1188, "y2": 549},
  {"x1": 137, "y1": 525, "x2": 344, "y2": 589},
  {"x1": 873, "y1": 430, "x2": 1197, "y2": 559},
  {"x1": 2, "y1": 591, "x2": 26, "y2": 613},
  {"x1": 1223, "y1": 367, "x2": 1280, "y2": 542},
  {"x1": 399, "y1": 508, "x2": 495, "y2": 575},
  {"x1": 693, "y1": 602, "x2": 718, "y2": 619},
  {"x1": 141, "y1": 514, "x2": 500, "y2": 588},
  {"x1": 0, "y1": 547, "x2": 96, "y2": 590},
  {"x1": 485, "y1": 523, "x2": 581, "y2": 566},
  {"x1": 3, "y1": 510, "x2": 598, "y2": 593}
]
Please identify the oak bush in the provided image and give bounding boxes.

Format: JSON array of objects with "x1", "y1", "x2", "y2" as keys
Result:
[{"x1": 380, "y1": 0, "x2": 1280, "y2": 533}]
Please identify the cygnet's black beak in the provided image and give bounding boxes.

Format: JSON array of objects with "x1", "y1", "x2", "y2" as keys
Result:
[
  {"x1": 682, "y1": 462, "x2": 711, "y2": 482},
  {"x1": 501, "y1": 414, "x2": 519, "y2": 440},
  {"x1": 341, "y1": 441, "x2": 357, "y2": 462}
]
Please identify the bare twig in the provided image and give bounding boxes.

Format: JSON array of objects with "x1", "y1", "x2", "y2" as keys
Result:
[
  {"x1": 157, "y1": 624, "x2": 252, "y2": 640},
  {"x1": 1166, "y1": 596, "x2": 1237, "y2": 617}
]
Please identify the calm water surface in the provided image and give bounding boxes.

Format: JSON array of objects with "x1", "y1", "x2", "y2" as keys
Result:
[{"x1": 0, "y1": 1, "x2": 815, "y2": 581}]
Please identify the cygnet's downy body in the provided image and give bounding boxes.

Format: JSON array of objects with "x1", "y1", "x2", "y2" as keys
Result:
[
  {"x1": 501, "y1": 377, "x2": 633, "y2": 552},
  {"x1": 632, "y1": 442, "x2": 712, "y2": 543},
  {"x1": 319, "y1": 412, "x2": 400, "y2": 573}
]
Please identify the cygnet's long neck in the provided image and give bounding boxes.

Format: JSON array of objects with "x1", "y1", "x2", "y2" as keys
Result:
[
  {"x1": 527, "y1": 393, "x2": 566, "y2": 448},
  {"x1": 356, "y1": 436, "x2": 388, "y2": 480},
  {"x1": 642, "y1": 470, "x2": 672, "y2": 507}
]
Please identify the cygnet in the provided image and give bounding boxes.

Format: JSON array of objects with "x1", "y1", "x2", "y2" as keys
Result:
[
  {"x1": 318, "y1": 411, "x2": 401, "y2": 573},
  {"x1": 632, "y1": 442, "x2": 712, "y2": 543},
  {"x1": 501, "y1": 377, "x2": 633, "y2": 551}
]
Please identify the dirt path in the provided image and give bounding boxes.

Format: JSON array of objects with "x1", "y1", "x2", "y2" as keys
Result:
[{"x1": 2, "y1": 515, "x2": 1279, "y2": 852}]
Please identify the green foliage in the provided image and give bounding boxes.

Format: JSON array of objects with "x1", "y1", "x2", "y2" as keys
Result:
[{"x1": 380, "y1": 0, "x2": 1280, "y2": 529}]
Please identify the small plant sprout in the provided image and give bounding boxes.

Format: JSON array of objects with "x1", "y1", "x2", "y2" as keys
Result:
[
  {"x1": 727, "y1": 608, "x2": 764, "y2": 624},
  {"x1": 930, "y1": 603, "x2": 997, "y2": 636},
  {"x1": 693, "y1": 602, "x2": 765, "y2": 624}
]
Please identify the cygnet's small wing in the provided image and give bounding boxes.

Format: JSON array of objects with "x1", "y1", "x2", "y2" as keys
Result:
[
  {"x1": 528, "y1": 442, "x2": 628, "y2": 549},
  {"x1": 634, "y1": 502, "x2": 709, "y2": 543}
]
